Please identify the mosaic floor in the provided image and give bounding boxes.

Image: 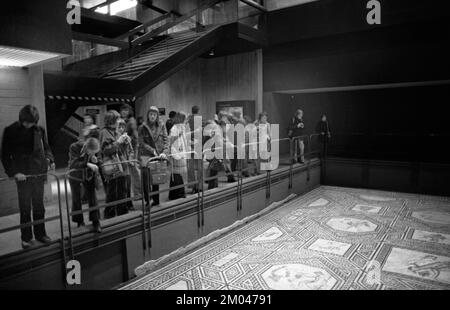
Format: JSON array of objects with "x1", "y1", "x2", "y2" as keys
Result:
[{"x1": 121, "y1": 186, "x2": 450, "y2": 290}]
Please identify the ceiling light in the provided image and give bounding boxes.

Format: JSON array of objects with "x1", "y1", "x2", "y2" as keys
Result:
[
  {"x1": 95, "y1": 0, "x2": 137, "y2": 15},
  {"x1": 0, "y1": 46, "x2": 62, "y2": 68}
]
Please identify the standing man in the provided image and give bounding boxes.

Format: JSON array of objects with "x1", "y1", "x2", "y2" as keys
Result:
[
  {"x1": 1, "y1": 105, "x2": 55, "y2": 249},
  {"x1": 316, "y1": 114, "x2": 331, "y2": 158},
  {"x1": 288, "y1": 109, "x2": 305, "y2": 163}
]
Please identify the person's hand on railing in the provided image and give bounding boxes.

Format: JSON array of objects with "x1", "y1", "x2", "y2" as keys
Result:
[
  {"x1": 159, "y1": 153, "x2": 167, "y2": 161},
  {"x1": 14, "y1": 173, "x2": 26, "y2": 182}
]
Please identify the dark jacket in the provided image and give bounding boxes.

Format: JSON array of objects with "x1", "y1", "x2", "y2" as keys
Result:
[
  {"x1": 68, "y1": 141, "x2": 101, "y2": 181},
  {"x1": 165, "y1": 119, "x2": 175, "y2": 136},
  {"x1": 138, "y1": 120, "x2": 169, "y2": 158},
  {"x1": 288, "y1": 117, "x2": 305, "y2": 138},
  {"x1": 316, "y1": 120, "x2": 331, "y2": 142},
  {"x1": 1, "y1": 122, "x2": 54, "y2": 178},
  {"x1": 99, "y1": 127, "x2": 129, "y2": 179}
]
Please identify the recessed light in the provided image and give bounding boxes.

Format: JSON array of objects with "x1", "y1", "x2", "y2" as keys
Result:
[{"x1": 0, "y1": 46, "x2": 61, "y2": 68}]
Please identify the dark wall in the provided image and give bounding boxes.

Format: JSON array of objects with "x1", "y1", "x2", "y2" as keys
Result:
[
  {"x1": 266, "y1": 0, "x2": 450, "y2": 46},
  {"x1": 0, "y1": 0, "x2": 72, "y2": 55},
  {"x1": 264, "y1": 19, "x2": 450, "y2": 92},
  {"x1": 278, "y1": 85, "x2": 450, "y2": 162},
  {"x1": 263, "y1": 2, "x2": 450, "y2": 164}
]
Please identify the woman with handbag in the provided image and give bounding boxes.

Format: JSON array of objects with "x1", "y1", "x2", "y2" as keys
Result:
[
  {"x1": 168, "y1": 112, "x2": 188, "y2": 200},
  {"x1": 99, "y1": 110, "x2": 131, "y2": 219},
  {"x1": 138, "y1": 106, "x2": 169, "y2": 207}
]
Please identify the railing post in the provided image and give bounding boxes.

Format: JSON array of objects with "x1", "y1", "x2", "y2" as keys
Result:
[
  {"x1": 197, "y1": 155, "x2": 204, "y2": 230},
  {"x1": 200, "y1": 157, "x2": 205, "y2": 228},
  {"x1": 52, "y1": 173, "x2": 68, "y2": 288},
  {"x1": 63, "y1": 175, "x2": 75, "y2": 260},
  {"x1": 306, "y1": 135, "x2": 311, "y2": 182},
  {"x1": 146, "y1": 165, "x2": 152, "y2": 249},
  {"x1": 196, "y1": 156, "x2": 202, "y2": 230},
  {"x1": 322, "y1": 132, "x2": 328, "y2": 184},
  {"x1": 139, "y1": 162, "x2": 147, "y2": 254},
  {"x1": 289, "y1": 138, "x2": 293, "y2": 189},
  {"x1": 237, "y1": 158, "x2": 242, "y2": 213}
]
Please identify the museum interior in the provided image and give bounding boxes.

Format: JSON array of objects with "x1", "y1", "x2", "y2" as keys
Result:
[{"x1": 0, "y1": 0, "x2": 449, "y2": 290}]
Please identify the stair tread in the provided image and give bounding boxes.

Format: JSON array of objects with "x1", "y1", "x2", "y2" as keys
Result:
[{"x1": 103, "y1": 28, "x2": 211, "y2": 80}]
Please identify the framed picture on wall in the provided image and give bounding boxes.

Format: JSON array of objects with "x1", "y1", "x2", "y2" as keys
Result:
[{"x1": 216, "y1": 100, "x2": 255, "y2": 121}]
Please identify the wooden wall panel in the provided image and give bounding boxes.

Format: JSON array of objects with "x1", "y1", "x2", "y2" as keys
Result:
[
  {"x1": 136, "y1": 51, "x2": 260, "y2": 123},
  {"x1": 202, "y1": 51, "x2": 258, "y2": 119}
]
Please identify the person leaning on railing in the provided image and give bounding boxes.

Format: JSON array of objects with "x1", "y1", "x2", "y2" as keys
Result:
[
  {"x1": 68, "y1": 127, "x2": 102, "y2": 233},
  {"x1": 1, "y1": 105, "x2": 55, "y2": 249},
  {"x1": 138, "y1": 106, "x2": 169, "y2": 207}
]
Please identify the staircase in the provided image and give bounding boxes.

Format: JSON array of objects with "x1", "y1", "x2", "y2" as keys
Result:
[
  {"x1": 102, "y1": 29, "x2": 210, "y2": 80},
  {"x1": 44, "y1": 0, "x2": 268, "y2": 150}
]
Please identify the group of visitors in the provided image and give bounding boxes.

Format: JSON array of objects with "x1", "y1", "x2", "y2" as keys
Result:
[{"x1": 1, "y1": 104, "x2": 331, "y2": 249}]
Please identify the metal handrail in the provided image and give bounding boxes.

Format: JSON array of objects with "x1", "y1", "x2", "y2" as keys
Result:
[
  {"x1": 63, "y1": 159, "x2": 146, "y2": 257},
  {"x1": 0, "y1": 133, "x2": 323, "y2": 274}
]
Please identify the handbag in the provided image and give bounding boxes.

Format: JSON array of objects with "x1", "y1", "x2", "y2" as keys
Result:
[
  {"x1": 147, "y1": 159, "x2": 169, "y2": 185},
  {"x1": 102, "y1": 154, "x2": 124, "y2": 179},
  {"x1": 208, "y1": 158, "x2": 223, "y2": 172}
]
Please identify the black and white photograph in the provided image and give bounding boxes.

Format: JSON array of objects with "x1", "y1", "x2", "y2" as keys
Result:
[{"x1": 0, "y1": 0, "x2": 449, "y2": 295}]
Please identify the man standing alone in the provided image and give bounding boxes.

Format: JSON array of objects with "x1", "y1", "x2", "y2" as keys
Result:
[
  {"x1": 288, "y1": 109, "x2": 305, "y2": 163},
  {"x1": 1, "y1": 105, "x2": 54, "y2": 249}
]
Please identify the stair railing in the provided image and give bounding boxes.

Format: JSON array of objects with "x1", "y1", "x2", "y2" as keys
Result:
[{"x1": 131, "y1": 0, "x2": 223, "y2": 47}]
